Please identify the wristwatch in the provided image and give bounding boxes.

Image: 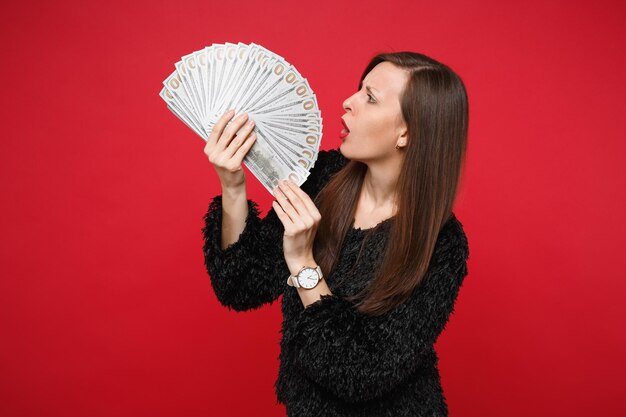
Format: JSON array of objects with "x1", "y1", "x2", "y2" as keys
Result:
[{"x1": 287, "y1": 265, "x2": 324, "y2": 289}]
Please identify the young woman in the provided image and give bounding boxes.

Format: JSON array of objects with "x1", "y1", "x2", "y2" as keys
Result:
[{"x1": 202, "y1": 51, "x2": 470, "y2": 416}]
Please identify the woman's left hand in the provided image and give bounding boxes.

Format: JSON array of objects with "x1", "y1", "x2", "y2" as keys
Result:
[{"x1": 272, "y1": 179, "x2": 321, "y2": 276}]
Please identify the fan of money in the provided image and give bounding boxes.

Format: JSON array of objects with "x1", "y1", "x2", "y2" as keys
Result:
[{"x1": 159, "y1": 42, "x2": 323, "y2": 195}]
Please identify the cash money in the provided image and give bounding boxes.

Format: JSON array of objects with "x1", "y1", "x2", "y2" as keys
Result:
[{"x1": 159, "y1": 42, "x2": 323, "y2": 195}]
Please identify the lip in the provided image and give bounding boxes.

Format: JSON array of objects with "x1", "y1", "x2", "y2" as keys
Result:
[{"x1": 339, "y1": 117, "x2": 350, "y2": 139}]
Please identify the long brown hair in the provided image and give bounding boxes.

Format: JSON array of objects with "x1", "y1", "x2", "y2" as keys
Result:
[{"x1": 312, "y1": 52, "x2": 469, "y2": 316}]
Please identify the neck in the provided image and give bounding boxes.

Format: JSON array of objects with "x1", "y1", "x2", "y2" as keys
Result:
[{"x1": 361, "y1": 158, "x2": 401, "y2": 212}]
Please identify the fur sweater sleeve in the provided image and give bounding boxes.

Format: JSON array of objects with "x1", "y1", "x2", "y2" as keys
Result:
[
  {"x1": 201, "y1": 147, "x2": 347, "y2": 312},
  {"x1": 201, "y1": 194, "x2": 287, "y2": 312},
  {"x1": 289, "y1": 217, "x2": 470, "y2": 404}
]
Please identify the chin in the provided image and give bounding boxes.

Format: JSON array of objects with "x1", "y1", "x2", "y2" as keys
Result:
[
  {"x1": 339, "y1": 142, "x2": 358, "y2": 162},
  {"x1": 339, "y1": 141, "x2": 349, "y2": 156}
]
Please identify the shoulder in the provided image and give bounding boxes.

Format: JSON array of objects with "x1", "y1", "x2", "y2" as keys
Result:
[
  {"x1": 300, "y1": 147, "x2": 349, "y2": 197},
  {"x1": 429, "y1": 213, "x2": 470, "y2": 278}
]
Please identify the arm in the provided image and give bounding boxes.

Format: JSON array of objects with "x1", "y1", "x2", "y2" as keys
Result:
[
  {"x1": 202, "y1": 192, "x2": 288, "y2": 312},
  {"x1": 289, "y1": 217, "x2": 470, "y2": 403},
  {"x1": 219, "y1": 185, "x2": 250, "y2": 250},
  {"x1": 202, "y1": 147, "x2": 347, "y2": 312}
]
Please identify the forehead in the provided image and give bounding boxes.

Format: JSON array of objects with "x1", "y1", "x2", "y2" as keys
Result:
[{"x1": 362, "y1": 61, "x2": 410, "y2": 98}]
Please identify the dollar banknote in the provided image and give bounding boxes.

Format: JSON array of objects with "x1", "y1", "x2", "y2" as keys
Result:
[{"x1": 160, "y1": 42, "x2": 323, "y2": 195}]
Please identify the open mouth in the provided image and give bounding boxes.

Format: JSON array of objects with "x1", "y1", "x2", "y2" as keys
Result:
[{"x1": 340, "y1": 118, "x2": 350, "y2": 139}]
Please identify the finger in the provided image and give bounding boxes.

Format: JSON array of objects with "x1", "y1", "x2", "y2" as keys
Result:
[
  {"x1": 217, "y1": 112, "x2": 249, "y2": 149},
  {"x1": 278, "y1": 180, "x2": 312, "y2": 223},
  {"x1": 275, "y1": 183, "x2": 313, "y2": 230},
  {"x1": 284, "y1": 179, "x2": 320, "y2": 220},
  {"x1": 224, "y1": 117, "x2": 256, "y2": 159},
  {"x1": 231, "y1": 131, "x2": 257, "y2": 162},
  {"x1": 273, "y1": 185, "x2": 300, "y2": 224},
  {"x1": 272, "y1": 198, "x2": 293, "y2": 228},
  {"x1": 208, "y1": 109, "x2": 235, "y2": 145}
]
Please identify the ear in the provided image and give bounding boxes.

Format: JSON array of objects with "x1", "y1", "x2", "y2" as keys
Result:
[{"x1": 397, "y1": 120, "x2": 409, "y2": 141}]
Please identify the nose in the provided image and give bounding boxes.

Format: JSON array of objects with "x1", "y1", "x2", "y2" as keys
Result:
[
  {"x1": 343, "y1": 88, "x2": 360, "y2": 112},
  {"x1": 342, "y1": 96, "x2": 352, "y2": 112}
]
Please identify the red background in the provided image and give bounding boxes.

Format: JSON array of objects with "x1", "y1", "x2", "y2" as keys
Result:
[{"x1": 1, "y1": 0, "x2": 625, "y2": 416}]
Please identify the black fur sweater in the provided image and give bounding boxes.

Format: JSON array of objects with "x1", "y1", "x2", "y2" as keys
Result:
[{"x1": 202, "y1": 148, "x2": 470, "y2": 416}]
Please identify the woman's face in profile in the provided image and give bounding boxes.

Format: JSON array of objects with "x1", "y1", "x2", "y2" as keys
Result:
[{"x1": 341, "y1": 61, "x2": 410, "y2": 162}]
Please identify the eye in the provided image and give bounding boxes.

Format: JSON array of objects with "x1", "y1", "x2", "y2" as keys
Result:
[{"x1": 367, "y1": 93, "x2": 376, "y2": 103}]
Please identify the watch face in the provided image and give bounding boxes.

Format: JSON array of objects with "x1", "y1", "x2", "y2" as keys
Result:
[{"x1": 298, "y1": 268, "x2": 319, "y2": 289}]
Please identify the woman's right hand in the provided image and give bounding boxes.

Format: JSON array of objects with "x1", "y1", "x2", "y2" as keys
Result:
[{"x1": 204, "y1": 109, "x2": 257, "y2": 189}]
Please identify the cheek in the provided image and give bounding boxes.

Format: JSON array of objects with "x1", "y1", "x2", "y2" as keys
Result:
[{"x1": 363, "y1": 111, "x2": 397, "y2": 142}]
